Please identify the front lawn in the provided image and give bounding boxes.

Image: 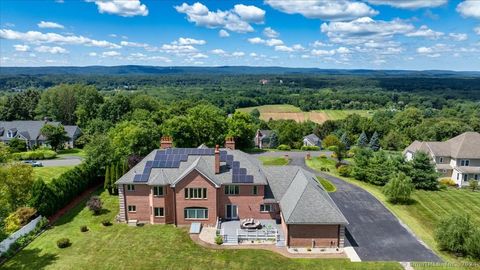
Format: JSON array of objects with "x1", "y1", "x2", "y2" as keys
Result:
[
  {"x1": 2, "y1": 190, "x2": 401, "y2": 270},
  {"x1": 57, "y1": 148, "x2": 86, "y2": 159},
  {"x1": 306, "y1": 156, "x2": 480, "y2": 266},
  {"x1": 259, "y1": 156, "x2": 290, "y2": 166},
  {"x1": 33, "y1": 166, "x2": 75, "y2": 182}
]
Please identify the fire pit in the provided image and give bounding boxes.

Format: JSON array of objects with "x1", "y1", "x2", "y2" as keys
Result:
[{"x1": 240, "y1": 218, "x2": 262, "y2": 230}]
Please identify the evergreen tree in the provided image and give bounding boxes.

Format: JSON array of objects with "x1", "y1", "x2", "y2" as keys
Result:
[
  {"x1": 408, "y1": 151, "x2": 439, "y2": 190},
  {"x1": 108, "y1": 164, "x2": 115, "y2": 194},
  {"x1": 357, "y1": 131, "x2": 368, "y2": 147},
  {"x1": 29, "y1": 178, "x2": 54, "y2": 216},
  {"x1": 364, "y1": 150, "x2": 393, "y2": 185},
  {"x1": 383, "y1": 172, "x2": 414, "y2": 204},
  {"x1": 340, "y1": 132, "x2": 350, "y2": 149},
  {"x1": 369, "y1": 131, "x2": 380, "y2": 151},
  {"x1": 269, "y1": 132, "x2": 279, "y2": 149},
  {"x1": 351, "y1": 148, "x2": 373, "y2": 182},
  {"x1": 104, "y1": 165, "x2": 111, "y2": 192}
]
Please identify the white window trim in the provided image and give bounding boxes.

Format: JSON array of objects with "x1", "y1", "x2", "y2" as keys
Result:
[
  {"x1": 225, "y1": 185, "x2": 240, "y2": 195},
  {"x1": 128, "y1": 205, "x2": 136, "y2": 212},
  {"x1": 252, "y1": 185, "x2": 258, "y2": 195},
  {"x1": 154, "y1": 207, "x2": 165, "y2": 217},
  {"x1": 184, "y1": 208, "x2": 208, "y2": 220},
  {"x1": 153, "y1": 186, "x2": 164, "y2": 197},
  {"x1": 126, "y1": 184, "x2": 135, "y2": 191},
  {"x1": 260, "y1": 204, "x2": 274, "y2": 213}
]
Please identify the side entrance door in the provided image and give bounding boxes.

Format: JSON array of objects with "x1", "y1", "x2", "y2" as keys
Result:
[{"x1": 225, "y1": 205, "x2": 238, "y2": 220}]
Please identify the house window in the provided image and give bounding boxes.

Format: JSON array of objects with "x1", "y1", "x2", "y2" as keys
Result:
[
  {"x1": 153, "y1": 186, "x2": 164, "y2": 196},
  {"x1": 225, "y1": 185, "x2": 240, "y2": 195},
  {"x1": 184, "y1": 207, "x2": 208, "y2": 219},
  {"x1": 460, "y1": 160, "x2": 470, "y2": 166},
  {"x1": 184, "y1": 188, "x2": 207, "y2": 199},
  {"x1": 475, "y1": 174, "x2": 479, "y2": 180},
  {"x1": 439, "y1": 157, "x2": 443, "y2": 163},
  {"x1": 464, "y1": 174, "x2": 469, "y2": 182},
  {"x1": 128, "y1": 205, "x2": 136, "y2": 212},
  {"x1": 154, "y1": 207, "x2": 164, "y2": 217},
  {"x1": 252, "y1": 185, "x2": 258, "y2": 195},
  {"x1": 260, "y1": 204, "x2": 274, "y2": 213},
  {"x1": 126, "y1": 184, "x2": 135, "y2": 191}
]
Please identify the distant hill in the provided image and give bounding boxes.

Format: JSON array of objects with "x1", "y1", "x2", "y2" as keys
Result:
[{"x1": 1, "y1": 65, "x2": 480, "y2": 77}]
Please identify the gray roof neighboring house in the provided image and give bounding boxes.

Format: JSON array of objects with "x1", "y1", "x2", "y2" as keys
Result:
[
  {"x1": 404, "y1": 132, "x2": 480, "y2": 159},
  {"x1": 303, "y1": 133, "x2": 321, "y2": 146},
  {"x1": 117, "y1": 146, "x2": 348, "y2": 226},
  {"x1": 0, "y1": 121, "x2": 81, "y2": 143}
]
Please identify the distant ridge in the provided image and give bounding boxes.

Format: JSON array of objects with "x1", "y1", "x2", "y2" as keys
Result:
[{"x1": 1, "y1": 65, "x2": 479, "y2": 77}]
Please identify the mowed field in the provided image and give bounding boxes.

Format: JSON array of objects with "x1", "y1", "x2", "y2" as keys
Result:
[{"x1": 237, "y1": 105, "x2": 372, "y2": 123}]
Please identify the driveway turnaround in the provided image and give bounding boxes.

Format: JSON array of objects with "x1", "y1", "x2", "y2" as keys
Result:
[
  {"x1": 253, "y1": 151, "x2": 441, "y2": 262},
  {"x1": 40, "y1": 156, "x2": 83, "y2": 167}
]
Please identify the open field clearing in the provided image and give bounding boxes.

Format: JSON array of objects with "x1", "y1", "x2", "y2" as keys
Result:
[
  {"x1": 237, "y1": 105, "x2": 372, "y2": 123},
  {"x1": 2, "y1": 190, "x2": 402, "y2": 270}
]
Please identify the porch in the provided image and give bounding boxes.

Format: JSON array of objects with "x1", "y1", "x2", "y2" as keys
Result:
[{"x1": 219, "y1": 219, "x2": 285, "y2": 246}]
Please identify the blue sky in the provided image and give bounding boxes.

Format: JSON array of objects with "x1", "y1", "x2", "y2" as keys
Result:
[{"x1": 1, "y1": 0, "x2": 480, "y2": 70}]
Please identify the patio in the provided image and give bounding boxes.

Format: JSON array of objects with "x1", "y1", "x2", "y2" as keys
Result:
[{"x1": 219, "y1": 219, "x2": 285, "y2": 246}]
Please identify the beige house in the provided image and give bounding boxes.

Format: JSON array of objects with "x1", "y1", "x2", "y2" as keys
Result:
[{"x1": 404, "y1": 132, "x2": 480, "y2": 187}]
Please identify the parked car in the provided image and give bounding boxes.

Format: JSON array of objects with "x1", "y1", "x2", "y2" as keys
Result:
[{"x1": 23, "y1": 160, "x2": 43, "y2": 167}]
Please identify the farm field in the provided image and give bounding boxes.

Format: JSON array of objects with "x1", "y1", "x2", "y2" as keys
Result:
[
  {"x1": 2, "y1": 190, "x2": 401, "y2": 270},
  {"x1": 306, "y1": 156, "x2": 480, "y2": 266},
  {"x1": 237, "y1": 105, "x2": 372, "y2": 123}
]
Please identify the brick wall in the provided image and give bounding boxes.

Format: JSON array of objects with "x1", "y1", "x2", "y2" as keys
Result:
[
  {"x1": 288, "y1": 224, "x2": 340, "y2": 248},
  {"x1": 218, "y1": 185, "x2": 278, "y2": 220},
  {"x1": 174, "y1": 170, "x2": 218, "y2": 226},
  {"x1": 124, "y1": 184, "x2": 151, "y2": 222}
]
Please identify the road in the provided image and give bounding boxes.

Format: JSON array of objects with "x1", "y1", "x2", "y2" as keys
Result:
[
  {"x1": 252, "y1": 151, "x2": 441, "y2": 262},
  {"x1": 40, "y1": 156, "x2": 83, "y2": 167}
]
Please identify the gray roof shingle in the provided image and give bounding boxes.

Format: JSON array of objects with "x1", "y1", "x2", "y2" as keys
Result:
[
  {"x1": 0, "y1": 121, "x2": 80, "y2": 142},
  {"x1": 404, "y1": 132, "x2": 480, "y2": 159}
]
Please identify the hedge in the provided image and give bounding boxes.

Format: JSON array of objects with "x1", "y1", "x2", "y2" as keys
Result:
[
  {"x1": 12, "y1": 150, "x2": 57, "y2": 160},
  {"x1": 29, "y1": 163, "x2": 100, "y2": 217},
  {"x1": 300, "y1": 145, "x2": 320, "y2": 151}
]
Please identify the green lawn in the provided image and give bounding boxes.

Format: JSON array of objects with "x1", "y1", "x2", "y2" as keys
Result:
[
  {"x1": 57, "y1": 148, "x2": 86, "y2": 159},
  {"x1": 313, "y1": 110, "x2": 373, "y2": 120},
  {"x1": 237, "y1": 104, "x2": 303, "y2": 113},
  {"x1": 33, "y1": 166, "x2": 75, "y2": 182},
  {"x1": 318, "y1": 177, "x2": 336, "y2": 192},
  {"x1": 306, "y1": 156, "x2": 480, "y2": 267},
  {"x1": 2, "y1": 190, "x2": 402, "y2": 270},
  {"x1": 259, "y1": 156, "x2": 290, "y2": 166}
]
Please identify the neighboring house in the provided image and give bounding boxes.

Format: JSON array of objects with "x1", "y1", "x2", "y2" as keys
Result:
[
  {"x1": 0, "y1": 120, "x2": 82, "y2": 149},
  {"x1": 403, "y1": 132, "x2": 480, "y2": 187},
  {"x1": 303, "y1": 134, "x2": 321, "y2": 148},
  {"x1": 254, "y1": 129, "x2": 273, "y2": 149},
  {"x1": 116, "y1": 137, "x2": 348, "y2": 248}
]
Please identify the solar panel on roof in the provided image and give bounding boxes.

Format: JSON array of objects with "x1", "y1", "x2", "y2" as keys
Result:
[{"x1": 239, "y1": 168, "x2": 246, "y2": 175}]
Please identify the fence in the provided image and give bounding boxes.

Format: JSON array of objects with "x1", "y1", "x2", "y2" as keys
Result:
[
  {"x1": 237, "y1": 228, "x2": 278, "y2": 241},
  {"x1": 0, "y1": 215, "x2": 43, "y2": 253}
]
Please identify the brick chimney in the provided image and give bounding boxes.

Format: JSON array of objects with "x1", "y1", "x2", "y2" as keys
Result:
[
  {"x1": 160, "y1": 136, "x2": 173, "y2": 149},
  {"x1": 215, "y1": 145, "x2": 220, "y2": 174},
  {"x1": 225, "y1": 137, "x2": 235, "y2": 150}
]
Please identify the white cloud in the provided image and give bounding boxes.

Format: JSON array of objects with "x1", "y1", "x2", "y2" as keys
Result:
[
  {"x1": 266, "y1": 38, "x2": 283, "y2": 46},
  {"x1": 219, "y1": 29, "x2": 230, "y2": 37},
  {"x1": 175, "y1": 2, "x2": 265, "y2": 33},
  {"x1": 249, "y1": 52, "x2": 257, "y2": 57},
  {"x1": 192, "y1": 53, "x2": 208, "y2": 59},
  {"x1": 160, "y1": 44, "x2": 197, "y2": 53},
  {"x1": 312, "y1": 40, "x2": 327, "y2": 47},
  {"x1": 35, "y1": 45, "x2": 68, "y2": 54},
  {"x1": 120, "y1": 40, "x2": 149, "y2": 48},
  {"x1": 37, "y1": 21, "x2": 64, "y2": 29},
  {"x1": 265, "y1": 0, "x2": 378, "y2": 21},
  {"x1": 211, "y1": 49, "x2": 227, "y2": 55},
  {"x1": 174, "y1": 37, "x2": 206, "y2": 45},
  {"x1": 321, "y1": 17, "x2": 414, "y2": 44},
  {"x1": 311, "y1": 46, "x2": 352, "y2": 56},
  {"x1": 449, "y1": 33, "x2": 468, "y2": 41},
  {"x1": 232, "y1": 51, "x2": 245, "y2": 57},
  {"x1": 416, "y1": 43, "x2": 451, "y2": 57},
  {"x1": 475, "y1": 27, "x2": 480, "y2": 35},
  {"x1": 102, "y1": 50, "x2": 121, "y2": 57},
  {"x1": 366, "y1": 0, "x2": 447, "y2": 9},
  {"x1": 274, "y1": 45, "x2": 294, "y2": 52},
  {"x1": 13, "y1": 44, "x2": 30, "y2": 52},
  {"x1": 233, "y1": 4, "x2": 265, "y2": 23},
  {"x1": 248, "y1": 37, "x2": 265, "y2": 44},
  {"x1": 88, "y1": 52, "x2": 97, "y2": 56},
  {"x1": 0, "y1": 29, "x2": 121, "y2": 49},
  {"x1": 86, "y1": 0, "x2": 148, "y2": 17},
  {"x1": 457, "y1": 0, "x2": 480, "y2": 19},
  {"x1": 263, "y1": 27, "x2": 279, "y2": 38},
  {"x1": 405, "y1": 25, "x2": 444, "y2": 39}
]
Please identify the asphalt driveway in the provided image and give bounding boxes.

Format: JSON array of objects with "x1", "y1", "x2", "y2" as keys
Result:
[
  {"x1": 40, "y1": 156, "x2": 83, "y2": 167},
  {"x1": 252, "y1": 151, "x2": 441, "y2": 262}
]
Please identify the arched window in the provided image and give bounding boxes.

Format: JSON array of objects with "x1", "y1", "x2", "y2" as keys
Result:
[{"x1": 184, "y1": 207, "x2": 208, "y2": 219}]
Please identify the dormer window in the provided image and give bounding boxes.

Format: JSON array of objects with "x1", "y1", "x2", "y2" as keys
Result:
[{"x1": 7, "y1": 130, "x2": 15, "y2": 138}]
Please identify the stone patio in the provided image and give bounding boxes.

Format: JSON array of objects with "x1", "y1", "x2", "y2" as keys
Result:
[{"x1": 220, "y1": 219, "x2": 285, "y2": 246}]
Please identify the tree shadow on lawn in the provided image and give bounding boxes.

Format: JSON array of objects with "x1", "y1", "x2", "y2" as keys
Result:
[
  {"x1": 53, "y1": 189, "x2": 107, "y2": 226},
  {"x1": 2, "y1": 248, "x2": 58, "y2": 270}
]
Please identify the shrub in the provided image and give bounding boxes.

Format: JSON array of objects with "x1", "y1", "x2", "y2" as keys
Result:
[
  {"x1": 80, "y1": 225, "x2": 89, "y2": 232},
  {"x1": 337, "y1": 165, "x2": 351, "y2": 177},
  {"x1": 300, "y1": 145, "x2": 320, "y2": 151},
  {"x1": 56, "y1": 238, "x2": 71, "y2": 248},
  {"x1": 102, "y1": 220, "x2": 112, "y2": 226},
  {"x1": 87, "y1": 196, "x2": 103, "y2": 215},
  {"x1": 439, "y1": 178, "x2": 457, "y2": 187},
  {"x1": 319, "y1": 167, "x2": 330, "y2": 172},
  {"x1": 277, "y1": 144, "x2": 291, "y2": 151},
  {"x1": 383, "y1": 172, "x2": 414, "y2": 204},
  {"x1": 4, "y1": 207, "x2": 37, "y2": 234},
  {"x1": 11, "y1": 149, "x2": 57, "y2": 160},
  {"x1": 469, "y1": 180, "x2": 478, "y2": 191},
  {"x1": 214, "y1": 235, "x2": 223, "y2": 245},
  {"x1": 319, "y1": 154, "x2": 327, "y2": 159},
  {"x1": 435, "y1": 214, "x2": 475, "y2": 255},
  {"x1": 346, "y1": 150, "x2": 355, "y2": 158},
  {"x1": 465, "y1": 229, "x2": 480, "y2": 259}
]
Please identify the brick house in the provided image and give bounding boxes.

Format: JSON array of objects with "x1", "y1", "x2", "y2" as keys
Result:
[{"x1": 116, "y1": 137, "x2": 348, "y2": 248}]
